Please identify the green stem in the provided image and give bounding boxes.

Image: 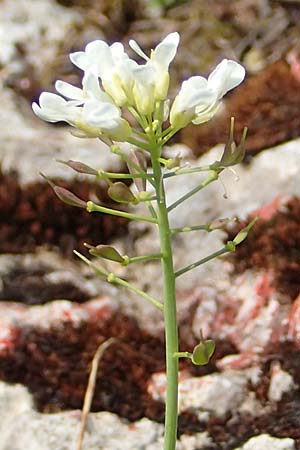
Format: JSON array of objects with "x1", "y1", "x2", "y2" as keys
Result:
[
  {"x1": 151, "y1": 148, "x2": 179, "y2": 450},
  {"x1": 74, "y1": 251, "x2": 163, "y2": 311},
  {"x1": 127, "y1": 137, "x2": 151, "y2": 152},
  {"x1": 175, "y1": 246, "x2": 229, "y2": 278},
  {"x1": 124, "y1": 253, "x2": 162, "y2": 265},
  {"x1": 168, "y1": 170, "x2": 219, "y2": 212},
  {"x1": 97, "y1": 171, "x2": 153, "y2": 181},
  {"x1": 107, "y1": 273, "x2": 163, "y2": 310},
  {"x1": 164, "y1": 165, "x2": 214, "y2": 178},
  {"x1": 87, "y1": 201, "x2": 157, "y2": 224},
  {"x1": 171, "y1": 224, "x2": 208, "y2": 234},
  {"x1": 173, "y1": 351, "x2": 192, "y2": 359}
]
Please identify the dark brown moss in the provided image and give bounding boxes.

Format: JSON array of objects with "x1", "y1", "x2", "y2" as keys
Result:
[
  {"x1": 0, "y1": 171, "x2": 128, "y2": 257},
  {"x1": 226, "y1": 197, "x2": 300, "y2": 300}
]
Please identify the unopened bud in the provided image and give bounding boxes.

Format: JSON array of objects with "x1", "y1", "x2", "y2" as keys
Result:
[
  {"x1": 233, "y1": 217, "x2": 258, "y2": 245},
  {"x1": 57, "y1": 159, "x2": 98, "y2": 176},
  {"x1": 108, "y1": 182, "x2": 137, "y2": 204},
  {"x1": 40, "y1": 173, "x2": 87, "y2": 208},
  {"x1": 84, "y1": 244, "x2": 125, "y2": 263}
]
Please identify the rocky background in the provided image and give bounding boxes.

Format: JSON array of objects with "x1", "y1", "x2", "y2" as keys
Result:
[{"x1": 1, "y1": 1, "x2": 300, "y2": 449}]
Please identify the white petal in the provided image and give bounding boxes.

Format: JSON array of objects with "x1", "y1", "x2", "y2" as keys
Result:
[
  {"x1": 175, "y1": 76, "x2": 213, "y2": 111},
  {"x1": 82, "y1": 73, "x2": 113, "y2": 103},
  {"x1": 152, "y1": 32, "x2": 179, "y2": 69},
  {"x1": 110, "y1": 42, "x2": 128, "y2": 61},
  {"x1": 129, "y1": 39, "x2": 149, "y2": 61},
  {"x1": 69, "y1": 51, "x2": 87, "y2": 70},
  {"x1": 83, "y1": 101, "x2": 120, "y2": 128},
  {"x1": 39, "y1": 92, "x2": 67, "y2": 110},
  {"x1": 55, "y1": 80, "x2": 84, "y2": 101},
  {"x1": 208, "y1": 59, "x2": 245, "y2": 99}
]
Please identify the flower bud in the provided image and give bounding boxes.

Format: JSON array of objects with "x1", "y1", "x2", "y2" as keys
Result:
[
  {"x1": 57, "y1": 159, "x2": 98, "y2": 175},
  {"x1": 232, "y1": 217, "x2": 258, "y2": 245},
  {"x1": 41, "y1": 173, "x2": 87, "y2": 208},
  {"x1": 84, "y1": 243, "x2": 125, "y2": 263},
  {"x1": 107, "y1": 182, "x2": 137, "y2": 204}
]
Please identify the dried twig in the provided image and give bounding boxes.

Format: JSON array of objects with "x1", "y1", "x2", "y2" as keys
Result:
[{"x1": 76, "y1": 337, "x2": 116, "y2": 450}]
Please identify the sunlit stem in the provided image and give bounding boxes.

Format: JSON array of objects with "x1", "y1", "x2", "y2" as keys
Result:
[
  {"x1": 171, "y1": 224, "x2": 209, "y2": 234},
  {"x1": 87, "y1": 201, "x2": 157, "y2": 224},
  {"x1": 122, "y1": 253, "x2": 162, "y2": 266},
  {"x1": 168, "y1": 170, "x2": 219, "y2": 212},
  {"x1": 175, "y1": 246, "x2": 229, "y2": 278},
  {"x1": 74, "y1": 251, "x2": 163, "y2": 311}
]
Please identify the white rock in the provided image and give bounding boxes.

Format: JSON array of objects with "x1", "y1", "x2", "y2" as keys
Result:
[
  {"x1": 148, "y1": 371, "x2": 248, "y2": 417},
  {"x1": 268, "y1": 362, "x2": 296, "y2": 402},
  {"x1": 234, "y1": 434, "x2": 295, "y2": 450}
]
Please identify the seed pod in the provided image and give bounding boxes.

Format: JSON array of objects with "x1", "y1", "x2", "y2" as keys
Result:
[
  {"x1": 40, "y1": 173, "x2": 87, "y2": 208},
  {"x1": 57, "y1": 159, "x2": 98, "y2": 175},
  {"x1": 191, "y1": 339, "x2": 215, "y2": 366},
  {"x1": 108, "y1": 182, "x2": 137, "y2": 204},
  {"x1": 85, "y1": 244, "x2": 125, "y2": 263}
]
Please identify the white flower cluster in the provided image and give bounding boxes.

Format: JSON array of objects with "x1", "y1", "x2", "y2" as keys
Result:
[{"x1": 32, "y1": 32, "x2": 245, "y2": 142}]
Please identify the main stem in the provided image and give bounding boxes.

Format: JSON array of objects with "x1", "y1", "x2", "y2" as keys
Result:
[{"x1": 151, "y1": 148, "x2": 179, "y2": 450}]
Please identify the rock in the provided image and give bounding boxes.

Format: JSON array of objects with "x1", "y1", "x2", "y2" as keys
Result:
[
  {"x1": 234, "y1": 434, "x2": 295, "y2": 450},
  {"x1": 148, "y1": 371, "x2": 248, "y2": 417}
]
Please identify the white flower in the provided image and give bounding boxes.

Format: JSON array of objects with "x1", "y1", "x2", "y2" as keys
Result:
[
  {"x1": 32, "y1": 75, "x2": 131, "y2": 142},
  {"x1": 70, "y1": 40, "x2": 138, "y2": 107},
  {"x1": 129, "y1": 32, "x2": 180, "y2": 102},
  {"x1": 170, "y1": 59, "x2": 245, "y2": 129},
  {"x1": 69, "y1": 32, "x2": 179, "y2": 115}
]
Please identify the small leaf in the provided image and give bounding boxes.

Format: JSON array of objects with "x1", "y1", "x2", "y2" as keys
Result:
[
  {"x1": 85, "y1": 244, "x2": 125, "y2": 263},
  {"x1": 191, "y1": 340, "x2": 215, "y2": 366}
]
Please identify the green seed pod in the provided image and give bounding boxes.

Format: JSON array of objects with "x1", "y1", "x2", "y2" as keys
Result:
[
  {"x1": 191, "y1": 339, "x2": 215, "y2": 366},
  {"x1": 85, "y1": 244, "x2": 125, "y2": 263},
  {"x1": 108, "y1": 182, "x2": 137, "y2": 204}
]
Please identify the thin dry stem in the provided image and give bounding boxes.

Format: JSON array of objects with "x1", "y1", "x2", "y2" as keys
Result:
[{"x1": 76, "y1": 337, "x2": 116, "y2": 450}]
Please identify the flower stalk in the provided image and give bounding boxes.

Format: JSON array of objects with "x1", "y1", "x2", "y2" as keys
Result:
[{"x1": 32, "y1": 30, "x2": 249, "y2": 450}]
